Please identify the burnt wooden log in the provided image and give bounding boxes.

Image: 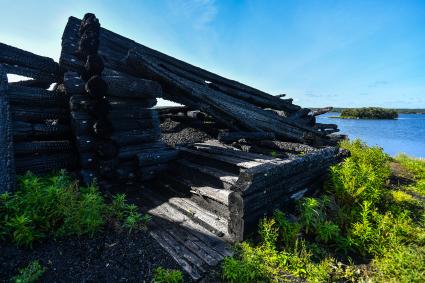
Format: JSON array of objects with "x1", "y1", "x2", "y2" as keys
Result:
[
  {"x1": 311, "y1": 107, "x2": 333, "y2": 116},
  {"x1": 254, "y1": 140, "x2": 318, "y2": 154},
  {"x1": 156, "y1": 106, "x2": 191, "y2": 115},
  {"x1": 8, "y1": 79, "x2": 52, "y2": 89},
  {"x1": 70, "y1": 95, "x2": 157, "y2": 112},
  {"x1": 13, "y1": 121, "x2": 71, "y2": 141},
  {"x1": 7, "y1": 85, "x2": 69, "y2": 107},
  {"x1": 14, "y1": 141, "x2": 73, "y2": 156},
  {"x1": 11, "y1": 106, "x2": 69, "y2": 122},
  {"x1": 101, "y1": 69, "x2": 162, "y2": 98},
  {"x1": 63, "y1": 72, "x2": 85, "y2": 95},
  {"x1": 15, "y1": 154, "x2": 77, "y2": 174},
  {"x1": 137, "y1": 148, "x2": 179, "y2": 167},
  {"x1": 70, "y1": 116, "x2": 157, "y2": 135},
  {"x1": 0, "y1": 42, "x2": 59, "y2": 74},
  {"x1": 218, "y1": 131, "x2": 275, "y2": 143},
  {"x1": 235, "y1": 147, "x2": 342, "y2": 195},
  {"x1": 315, "y1": 123, "x2": 338, "y2": 130},
  {"x1": 71, "y1": 108, "x2": 157, "y2": 121},
  {"x1": 186, "y1": 110, "x2": 207, "y2": 119},
  {"x1": 118, "y1": 142, "x2": 166, "y2": 160},
  {"x1": 1, "y1": 63, "x2": 58, "y2": 84},
  {"x1": 0, "y1": 66, "x2": 15, "y2": 192}
]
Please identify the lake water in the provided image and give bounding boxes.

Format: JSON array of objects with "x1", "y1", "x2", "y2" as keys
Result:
[{"x1": 317, "y1": 112, "x2": 425, "y2": 158}]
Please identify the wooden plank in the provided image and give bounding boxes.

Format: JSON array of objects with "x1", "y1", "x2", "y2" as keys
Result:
[{"x1": 0, "y1": 66, "x2": 15, "y2": 192}]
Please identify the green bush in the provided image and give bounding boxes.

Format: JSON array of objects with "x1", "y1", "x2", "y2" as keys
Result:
[
  {"x1": 11, "y1": 260, "x2": 45, "y2": 283},
  {"x1": 222, "y1": 140, "x2": 425, "y2": 282},
  {"x1": 152, "y1": 267, "x2": 183, "y2": 283},
  {"x1": 0, "y1": 171, "x2": 150, "y2": 247}
]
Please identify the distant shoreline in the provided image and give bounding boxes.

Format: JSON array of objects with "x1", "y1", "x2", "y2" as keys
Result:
[{"x1": 313, "y1": 107, "x2": 425, "y2": 115}]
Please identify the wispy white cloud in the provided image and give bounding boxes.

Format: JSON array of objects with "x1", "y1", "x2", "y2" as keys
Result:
[{"x1": 167, "y1": 0, "x2": 218, "y2": 30}]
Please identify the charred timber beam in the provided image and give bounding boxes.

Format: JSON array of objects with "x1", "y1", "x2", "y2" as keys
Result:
[
  {"x1": 137, "y1": 148, "x2": 179, "y2": 167},
  {"x1": 235, "y1": 147, "x2": 343, "y2": 195},
  {"x1": 156, "y1": 106, "x2": 191, "y2": 115},
  {"x1": 11, "y1": 106, "x2": 70, "y2": 122},
  {"x1": 254, "y1": 140, "x2": 318, "y2": 154},
  {"x1": 15, "y1": 154, "x2": 78, "y2": 174},
  {"x1": 101, "y1": 69, "x2": 162, "y2": 98},
  {"x1": 13, "y1": 121, "x2": 71, "y2": 141},
  {"x1": 0, "y1": 42, "x2": 59, "y2": 74},
  {"x1": 1, "y1": 63, "x2": 58, "y2": 84},
  {"x1": 0, "y1": 66, "x2": 15, "y2": 192},
  {"x1": 218, "y1": 131, "x2": 275, "y2": 143},
  {"x1": 7, "y1": 85, "x2": 69, "y2": 107},
  {"x1": 8, "y1": 79, "x2": 52, "y2": 89},
  {"x1": 311, "y1": 107, "x2": 333, "y2": 116},
  {"x1": 14, "y1": 141, "x2": 73, "y2": 156}
]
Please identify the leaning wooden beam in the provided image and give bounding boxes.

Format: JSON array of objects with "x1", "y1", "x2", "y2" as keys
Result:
[
  {"x1": 0, "y1": 42, "x2": 59, "y2": 74},
  {"x1": 128, "y1": 50, "x2": 320, "y2": 142},
  {"x1": 0, "y1": 66, "x2": 15, "y2": 192}
]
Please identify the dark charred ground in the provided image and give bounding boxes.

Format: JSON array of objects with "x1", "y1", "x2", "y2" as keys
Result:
[{"x1": 0, "y1": 226, "x2": 190, "y2": 283}]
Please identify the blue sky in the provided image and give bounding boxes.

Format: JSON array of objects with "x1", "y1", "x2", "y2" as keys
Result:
[{"x1": 1, "y1": 0, "x2": 424, "y2": 108}]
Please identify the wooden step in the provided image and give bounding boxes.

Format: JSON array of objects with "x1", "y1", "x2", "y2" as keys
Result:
[{"x1": 173, "y1": 159, "x2": 238, "y2": 190}]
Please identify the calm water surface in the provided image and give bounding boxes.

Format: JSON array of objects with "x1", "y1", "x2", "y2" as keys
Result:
[{"x1": 317, "y1": 112, "x2": 425, "y2": 158}]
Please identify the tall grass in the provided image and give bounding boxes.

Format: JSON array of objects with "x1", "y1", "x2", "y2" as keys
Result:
[{"x1": 222, "y1": 140, "x2": 425, "y2": 282}]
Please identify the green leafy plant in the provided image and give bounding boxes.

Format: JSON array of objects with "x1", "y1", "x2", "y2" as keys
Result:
[
  {"x1": 152, "y1": 267, "x2": 183, "y2": 283},
  {"x1": 11, "y1": 260, "x2": 45, "y2": 283}
]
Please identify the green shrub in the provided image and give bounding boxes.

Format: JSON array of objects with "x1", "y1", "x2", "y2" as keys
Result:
[
  {"x1": 152, "y1": 267, "x2": 183, "y2": 283},
  {"x1": 222, "y1": 140, "x2": 425, "y2": 282},
  {"x1": 0, "y1": 170, "x2": 150, "y2": 247},
  {"x1": 11, "y1": 260, "x2": 45, "y2": 283}
]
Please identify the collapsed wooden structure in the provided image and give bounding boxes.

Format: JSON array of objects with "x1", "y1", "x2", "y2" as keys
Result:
[{"x1": 0, "y1": 13, "x2": 346, "y2": 280}]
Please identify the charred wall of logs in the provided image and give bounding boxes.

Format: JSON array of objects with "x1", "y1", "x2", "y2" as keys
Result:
[{"x1": 0, "y1": 45, "x2": 77, "y2": 193}]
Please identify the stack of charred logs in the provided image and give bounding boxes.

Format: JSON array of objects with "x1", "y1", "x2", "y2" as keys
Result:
[
  {"x1": 0, "y1": 43, "x2": 77, "y2": 194},
  {"x1": 62, "y1": 14, "x2": 174, "y2": 187}
]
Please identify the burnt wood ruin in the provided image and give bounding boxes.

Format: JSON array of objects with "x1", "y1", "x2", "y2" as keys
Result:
[{"x1": 0, "y1": 13, "x2": 347, "y2": 280}]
